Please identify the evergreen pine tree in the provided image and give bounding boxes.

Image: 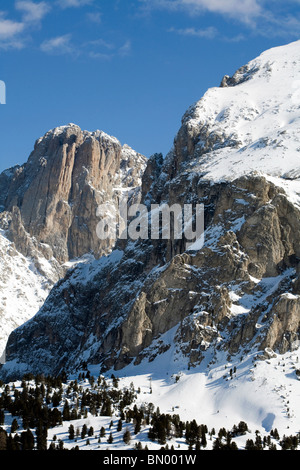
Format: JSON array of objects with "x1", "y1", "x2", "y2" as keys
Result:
[
  {"x1": 7, "y1": 433, "x2": 21, "y2": 451},
  {"x1": 134, "y1": 419, "x2": 141, "y2": 435},
  {"x1": 212, "y1": 438, "x2": 222, "y2": 450},
  {"x1": 81, "y1": 424, "x2": 87, "y2": 439},
  {"x1": 68, "y1": 424, "x2": 75, "y2": 440},
  {"x1": 123, "y1": 428, "x2": 131, "y2": 445},
  {"x1": 21, "y1": 429, "x2": 34, "y2": 451},
  {"x1": 36, "y1": 423, "x2": 47, "y2": 451},
  {"x1": 63, "y1": 400, "x2": 70, "y2": 421},
  {"x1": 201, "y1": 430, "x2": 207, "y2": 448},
  {"x1": 11, "y1": 418, "x2": 19, "y2": 433},
  {"x1": 117, "y1": 419, "x2": 123, "y2": 432},
  {"x1": 0, "y1": 428, "x2": 7, "y2": 451}
]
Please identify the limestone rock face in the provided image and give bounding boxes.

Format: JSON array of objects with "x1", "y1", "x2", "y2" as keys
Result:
[
  {"x1": 3, "y1": 171, "x2": 300, "y2": 378},
  {"x1": 0, "y1": 124, "x2": 146, "y2": 364},
  {"x1": 2, "y1": 124, "x2": 147, "y2": 263},
  {"x1": 260, "y1": 294, "x2": 300, "y2": 354},
  {"x1": 141, "y1": 153, "x2": 164, "y2": 202}
]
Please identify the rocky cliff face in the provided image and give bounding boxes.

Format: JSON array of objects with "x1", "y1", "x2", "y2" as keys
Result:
[
  {"x1": 0, "y1": 124, "x2": 146, "y2": 363},
  {"x1": 2, "y1": 40, "x2": 300, "y2": 380},
  {"x1": 0, "y1": 124, "x2": 147, "y2": 263}
]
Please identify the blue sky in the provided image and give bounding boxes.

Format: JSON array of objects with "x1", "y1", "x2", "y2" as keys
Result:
[{"x1": 0, "y1": 0, "x2": 299, "y2": 172}]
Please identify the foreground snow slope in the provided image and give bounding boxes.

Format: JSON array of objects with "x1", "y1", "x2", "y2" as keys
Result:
[
  {"x1": 110, "y1": 343, "x2": 300, "y2": 443},
  {"x1": 48, "y1": 347, "x2": 300, "y2": 450},
  {"x1": 2, "y1": 344, "x2": 300, "y2": 451}
]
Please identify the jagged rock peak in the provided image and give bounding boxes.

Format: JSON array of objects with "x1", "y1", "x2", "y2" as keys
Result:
[
  {"x1": 0, "y1": 123, "x2": 147, "y2": 263},
  {"x1": 35, "y1": 123, "x2": 121, "y2": 147}
]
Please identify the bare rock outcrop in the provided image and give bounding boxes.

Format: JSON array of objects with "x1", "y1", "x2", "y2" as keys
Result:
[
  {"x1": 3, "y1": 170, "x2": 300, "y2": 379},
  {"x1": 261, "y1": 294, "x2": 300, "y2": 354}
]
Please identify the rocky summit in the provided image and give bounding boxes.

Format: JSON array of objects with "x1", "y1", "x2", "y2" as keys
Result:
[
  {"x1": 2, "y1": 40, "x2": 300, "y2": 389},
  {"x1": 0, "y1": 123, "x2": 147, "y2": 263}
]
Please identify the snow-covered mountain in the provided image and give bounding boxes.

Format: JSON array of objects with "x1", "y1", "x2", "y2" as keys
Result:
[
  {"x1": 163, "y1": 39, "x2": 300, "y2": 208},
  {"x1": 181, "y1": 40, "x2": 300, "y2": 181},
  {"x1": 0, "y1": 125, "x2": 146, "y2": 362},
  {"x1": 1, "y1": 40, "x2": 300, "y2": 444}
]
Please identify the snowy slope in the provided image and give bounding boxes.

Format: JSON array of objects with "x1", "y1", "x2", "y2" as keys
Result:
[
  {"x1": 51, "y1": 348, "x2": 300, "y2": 450},
  {"x1": 2, "y1": 344, "x2": 300, "y2": 451},
  {"x1": 0, "y1": 229, "x2": 95, "y2": 364},
  {"x1": 140, "y1": 350, "x2": 300, "y2": 436},
  {"x1": 104, "y1": 337, "x2": 300, "y2": 449},
  {"x1": 0, "y1": 227, "x2": 110, "y2": 365},
  {"x1": 181, "y1": 40, "x2": 300, "y2": 204}
]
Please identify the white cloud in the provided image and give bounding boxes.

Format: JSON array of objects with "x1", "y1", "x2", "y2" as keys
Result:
[
  {"x1": 168, "y1": 26, "x2": 247, "y2": 42},
  {"x1": 139, "y1": 0, "x2": 262, "y2": 24},
  {"x1": 86, "y1": 38, "x2": 114, "y2": 50},
  {"x1": 139, "y1": 0, "x2": 300, "y2": 36},
  {"x1": 0, "y1": 14, "x2": 25, "y2": 39},
  {"x1": 85, "y1": 38, "x2": 132, "y2": 60},
  {"x1": 119, "y1": 39, "x2": 131, "y2": 57},
  {"x1": 15, "y1": 1, "x2": 51, "y2": 23},
  {"x1": 180, "y1": 0, "x2": 261, "y2": 19},
  {"x1": 86, "y1": 11, "x2": 102, "y2": 24},
  {"x1": 168, "y1": 26, "x2": 218, "y2": 39},
  {"x1": 0, "y1": 39, "x2": 26, "y2": 50},
  {"x1": 0, "y1": 2, "x2": 50, "y2": 49},
  {"x1": 0, "y1": 11, "x2": 26, "y2": 49},
  {"x1": 253, "y1": 11, "x2": 300, "y2": 38},
  {"x1": 57, "y1": 0, "x2": 93, "y2": 8},
  {"x1": 88, "y1": 51, "x2": 112, "y2": 60},
  {"x1": 40, "y1": 33, "x2": 74, "y2": 54},
  {"x1": 84, "y1": 37, "x2": 114, "y2": 59},
  {"x1": 0, "y1": 0, "x2": 101, "y2": 53}
]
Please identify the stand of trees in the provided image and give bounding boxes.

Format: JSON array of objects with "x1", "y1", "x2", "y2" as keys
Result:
[
  {"x1": 0, "y1": 371, "x2": 299, "y2": 451},
  {"x1": 0, "y1": 371, "x2": 137, "y2": 451}
]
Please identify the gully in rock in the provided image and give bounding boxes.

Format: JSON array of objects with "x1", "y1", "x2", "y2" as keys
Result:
[{"x1": 96, "y1": 195, "x2": 205, "y2": 251}]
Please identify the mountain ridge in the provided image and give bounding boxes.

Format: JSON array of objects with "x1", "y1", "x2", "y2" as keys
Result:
[{"x1": 2, "y1": 40, "x2": 300, "y2": 381}]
